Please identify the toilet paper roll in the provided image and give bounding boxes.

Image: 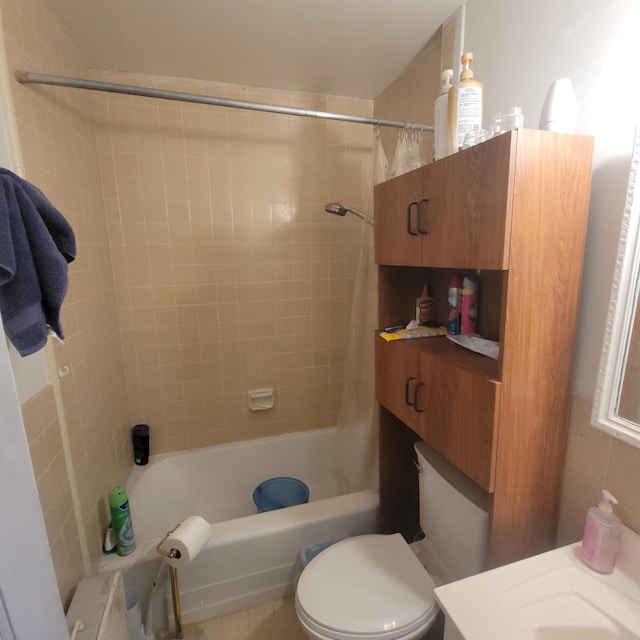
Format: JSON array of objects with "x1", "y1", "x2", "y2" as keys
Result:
[{"x1": 159, "y1": 516, "x2": 210, "y2": 568}]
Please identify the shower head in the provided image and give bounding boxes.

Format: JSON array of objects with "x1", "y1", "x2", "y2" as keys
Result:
[{"x1": 324, "y1": 202, "x2": 373, "y2": 226}]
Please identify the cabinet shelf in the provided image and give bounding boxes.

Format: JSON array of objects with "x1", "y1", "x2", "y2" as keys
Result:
[{"x1": 377, "y1": 334, "x2": 499, "y2": 380}]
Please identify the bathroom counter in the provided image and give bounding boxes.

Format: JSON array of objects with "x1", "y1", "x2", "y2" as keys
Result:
[{"x1": 434, "y1": 525, "x2": 640, "y2": 640}]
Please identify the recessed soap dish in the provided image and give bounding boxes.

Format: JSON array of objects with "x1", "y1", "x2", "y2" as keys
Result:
[{"x1": 248, "y1": 388, "x2": 275, "y2": 411}]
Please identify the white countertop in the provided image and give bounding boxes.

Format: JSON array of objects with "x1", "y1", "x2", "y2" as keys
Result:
[{"x1": 434, "y1": 526, "x2": 640, "y2": 640}]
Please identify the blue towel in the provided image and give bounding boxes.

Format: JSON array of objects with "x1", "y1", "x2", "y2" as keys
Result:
[{"x1": 0, "y1": 168, "x2": 76, "y2": 356}]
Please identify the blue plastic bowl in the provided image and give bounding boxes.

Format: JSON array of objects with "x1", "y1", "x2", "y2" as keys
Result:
[{"x1": 253, "y1": 477, "x2": 310, "y2": 512}]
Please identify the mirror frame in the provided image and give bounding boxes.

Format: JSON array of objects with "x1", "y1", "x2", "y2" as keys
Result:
[{"x1": 592, "y1": 127, "x2": 640, "y2": 447}]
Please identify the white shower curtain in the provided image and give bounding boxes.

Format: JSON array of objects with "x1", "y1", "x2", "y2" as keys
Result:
[{"x1": 334, "y1": 135, "x2": 385, "y2": 493}]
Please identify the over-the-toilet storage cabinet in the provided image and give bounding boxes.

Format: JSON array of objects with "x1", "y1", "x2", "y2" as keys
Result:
[{"x1": 374, "y1": 129, "x2": 594, "y2": 569}]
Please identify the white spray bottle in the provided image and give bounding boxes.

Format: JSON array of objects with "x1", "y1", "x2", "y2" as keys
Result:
[{"x1": 580, "y1": 489, "x2": 622, "y2": 574}]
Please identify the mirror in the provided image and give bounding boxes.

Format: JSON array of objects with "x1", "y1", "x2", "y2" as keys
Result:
[{"x1": 592, "y1": 127, "x2": 640, "y2": 446}]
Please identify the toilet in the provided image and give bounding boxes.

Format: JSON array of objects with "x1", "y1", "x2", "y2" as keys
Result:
[{"x1": 295, "y1": 441, "x2": 490, "y2": 640}]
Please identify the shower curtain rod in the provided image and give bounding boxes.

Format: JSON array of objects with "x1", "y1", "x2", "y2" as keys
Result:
[{"x1": 14, "y1": 70, "x2": 434, "y2": 132}]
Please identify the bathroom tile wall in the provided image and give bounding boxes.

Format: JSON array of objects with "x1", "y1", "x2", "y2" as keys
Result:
[
  {"x1": 92, "y1": 70, "x2": 373, "y2": 453},
  {"x1": 1, "y1": 0, "x2": 372, "y2": 606},
  {"x1": 1, "y1": 0, "x2": 132, "y2": 604},
  {"x1": 20, "y1": 387, "x2": 83, "y2": 607},
  {"x1": 374, "y1": 33, "x2": 442, "y2": 175},
  {"x1": 558, "y1": 395, "x2": 640, "y2": 543}
]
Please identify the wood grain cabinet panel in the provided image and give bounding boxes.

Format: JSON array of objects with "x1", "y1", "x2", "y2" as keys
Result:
[{"x1": 375, "y1": 129, "x2": 594, "y2": 568}]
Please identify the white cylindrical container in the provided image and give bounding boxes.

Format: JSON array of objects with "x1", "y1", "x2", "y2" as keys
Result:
[
  {"x1": 434, "y1": 69, "x2": 454, "y2": 160},
  {"x1": 125, "y1": 589, "x2": 152, "y2": 640},
  {"x1": 539, "y1": 78, "x2": 577, "y2": 133}
]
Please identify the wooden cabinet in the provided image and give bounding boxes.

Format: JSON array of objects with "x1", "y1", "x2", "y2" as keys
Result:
[
  {"x1": 376, "y1": 336, "x2": 500, "y2": 491},
  {"x1": 374, "y1": 133, "x2": 513, "y2": 269},
  {"x1": 375, "y1": 129, "x2": 594, "y2": 568}
]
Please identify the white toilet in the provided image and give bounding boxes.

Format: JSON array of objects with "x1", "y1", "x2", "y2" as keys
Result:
[{"x1": 295, "y1": 441, "x2": 490, "y2": 640}]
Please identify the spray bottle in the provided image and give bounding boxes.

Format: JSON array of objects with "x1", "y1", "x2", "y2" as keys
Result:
[
  {"x1": 434, "y1": 69, "x2": 454, "y2": 160},
  {"x1": 581, "y1": 490, "x2": 622, "y2": 574},
  {"x1": 449, "y1": 52, "x2": 484, "y2": 151},
  {"x1": 108, "y1": 486, "x2": 136, "y2": 556}
]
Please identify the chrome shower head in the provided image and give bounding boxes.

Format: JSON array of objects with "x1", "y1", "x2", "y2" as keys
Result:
[
  {"x1": 324, "y1": 202, "x2": 373, "y2": 225},
  {"x1": 325, "y1": 202, "x2": 349, "y2": 217}
]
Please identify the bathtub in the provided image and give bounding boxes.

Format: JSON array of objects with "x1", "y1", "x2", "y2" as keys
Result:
[{"x1": 101, "y1": 427, "x2": 378, "y2": 632}]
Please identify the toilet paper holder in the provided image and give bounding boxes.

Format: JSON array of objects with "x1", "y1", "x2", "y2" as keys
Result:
[
  {"x1": 156, "y1": 522, "x2": 183, "y2": 560},
  {"x1": 156, "y1": 521, "x2": 208, "y2": 640}
]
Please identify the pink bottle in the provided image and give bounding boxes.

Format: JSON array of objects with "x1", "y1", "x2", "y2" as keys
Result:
[
  {"x1": 581, "y1": 490, "x2": 622, "y2": 574},
  {"x1": 460, "y1": 276, "x2": 479, "y2": 335}
]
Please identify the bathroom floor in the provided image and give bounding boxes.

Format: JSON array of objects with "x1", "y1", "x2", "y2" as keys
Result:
[
  {"x1": 193, "y1": 597, "x2": 445, "y2": 640},
  {"x1": 197, "y1": 598, "x2": 306, "y2": 640}
]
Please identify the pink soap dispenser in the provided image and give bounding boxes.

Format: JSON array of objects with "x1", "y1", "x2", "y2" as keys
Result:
[{"x1": 580, "y1": 490, "x2": 622, "y2": 574}]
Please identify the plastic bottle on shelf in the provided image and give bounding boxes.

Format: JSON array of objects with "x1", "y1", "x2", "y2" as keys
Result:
[
  {"x1": 539, "y1": 78, "x2": 577, "y2": 133},
  {"x1": 108, "y1": 486, "x2": 136, "y2": 557},
  {"x1": 449, "y1": 52, "x2": 484, "y2": 151},
  {"x1": 416, "y1": 284, "x2": 434, "y2": 325},
  {"x1": 433, "y1": 68, "x2": 454, "y2": 160},
  {"x1": 581, "y1": 490, "x2": 622, "y2": 574},
  {"x1": 447, "y1": 276, "x2": 463, "y2": 334},
  {"x1": 460, "y1": 276, "x2": 479, "y2": 334}
]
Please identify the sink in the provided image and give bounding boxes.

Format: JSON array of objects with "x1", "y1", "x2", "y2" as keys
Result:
[
  {"x1": 504, "y1": 563, "x2": 640, "y2": 639},
  {"x1": 434, "y1": 526, "x2": 640, "y2": 640},
  {"x1": 535, "y1": 627, "x2": 635, "y2": 640}
]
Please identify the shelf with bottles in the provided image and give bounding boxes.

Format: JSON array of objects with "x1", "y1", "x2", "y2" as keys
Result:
[{"x1": 377, "y1": 265, "x2": 504, "y2": 380}]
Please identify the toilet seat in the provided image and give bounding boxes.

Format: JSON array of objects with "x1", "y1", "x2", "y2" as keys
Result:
[{"x1": 295, "y1": 534, "x2": 439, "y2": 640}]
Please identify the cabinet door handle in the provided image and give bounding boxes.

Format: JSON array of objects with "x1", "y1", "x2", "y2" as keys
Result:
[
  {"x1": 407, "y1": 201, "x2": 419, "y2": 236},
  {"x1": 417, "y1": 198, "x2": 430, "y2": 235},
  {"x1": 414, "y1": 381, "x2": 425, "y2": 412},
  {"x1": 405, "y1": 376, "x2": 416, "y2": 406}
]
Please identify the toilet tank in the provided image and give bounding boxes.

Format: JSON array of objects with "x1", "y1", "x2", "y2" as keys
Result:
[{"x1": 414, "y1": 441, "x2": 489, "y2": 582}]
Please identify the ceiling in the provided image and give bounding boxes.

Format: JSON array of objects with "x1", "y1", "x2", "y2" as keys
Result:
[{"x1": 39, "y1": 0, "x2": 460, "y2": 99}]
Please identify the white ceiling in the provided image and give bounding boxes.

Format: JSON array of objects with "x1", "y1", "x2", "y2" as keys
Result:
[{"x1": 39, "y1": 0, "x2": 460, "y2": 99}]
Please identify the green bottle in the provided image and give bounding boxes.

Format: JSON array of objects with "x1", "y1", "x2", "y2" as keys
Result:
[{"x1": 108, "y1": 486, "x2": 136, "y2": 556}]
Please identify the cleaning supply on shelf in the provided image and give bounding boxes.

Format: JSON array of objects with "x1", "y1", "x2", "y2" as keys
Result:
[
  {"x1": 581, "y1": 490, "x2": 622, "y2": 574},
  {"x1": 434, "y1": 69, "x2": 454, "y2": 160},
  {"x1": 415, "y1": 284, "x2": 434, "y2": 325},
  {"x1": 460, "y1": 276, "x2": 479, "y2": 334},
  {"x1": 449, "y1": 52, "x2": 484, "y2": 151},
  {"x1": 447, "y1": 275, "x2": 463, "y2": 334},
  {"x1": 378, "y1": 323, "x2": 446, "y2": 342},
  {"x1": 108, "y1": 486, "x2": 136, "y2": 557}
]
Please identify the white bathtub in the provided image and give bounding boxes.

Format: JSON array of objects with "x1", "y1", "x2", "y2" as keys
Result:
[{"x1": 102, "y1": 427, "x2": 378, "y2": 632}]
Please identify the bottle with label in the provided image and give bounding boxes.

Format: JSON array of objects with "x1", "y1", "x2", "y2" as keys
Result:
[
  {"x1": 132, "y1": 423, "x2": 149, "y2": 466},
  {"x1": 447, "y1": 276, "x2": 463, "y2": 334},
  {"x1": 416, "y1": 284, "x2": 433, "y2": 325},
  {"x1": 460, "y1": 276, "x2": 479, "y2": 334},
  {"x1": 581, "y1": 490, "x2": 622, "y2": 574},
  {"x1": 449, "y1": 52, "x2": 484, "y2": 151},
  {"x1": 108, "y1": 486, "x2": 136, "y2": 556},
  {"x1": 433, "y1": 69, "x2": 454, "y2": 160}
]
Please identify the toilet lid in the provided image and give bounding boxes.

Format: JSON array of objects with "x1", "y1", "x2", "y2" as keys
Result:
[{"x1": 296, "y1": 534, "x2": 438, "y2": 640}]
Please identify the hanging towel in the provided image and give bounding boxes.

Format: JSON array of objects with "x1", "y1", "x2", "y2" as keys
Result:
[{"x1": 0, "y1": 168, "x2": 76, "y2": 356}]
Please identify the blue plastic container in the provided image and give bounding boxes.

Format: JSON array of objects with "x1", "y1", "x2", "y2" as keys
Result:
[{"x1": 253, "y1": 477, "x2": 310, "y2": 512}]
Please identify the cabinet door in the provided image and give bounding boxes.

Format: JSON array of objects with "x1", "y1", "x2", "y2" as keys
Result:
[
  {"x1": 416, "y1": 351, "x2": 501, "y2": 492},
  {"x1": 421, "y1": 133, "x2": 515, "y2": 269},
  {"x1": 374, "y1": 168, "x2": 423, "y2": 266},
  {"x1": 375, "y1": 339, "x2": 421, "y2": 431}
]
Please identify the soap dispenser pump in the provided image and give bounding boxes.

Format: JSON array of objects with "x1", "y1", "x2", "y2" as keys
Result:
[{"x1": 581, "y1": 489, "x2": 622, "y2": 574}]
